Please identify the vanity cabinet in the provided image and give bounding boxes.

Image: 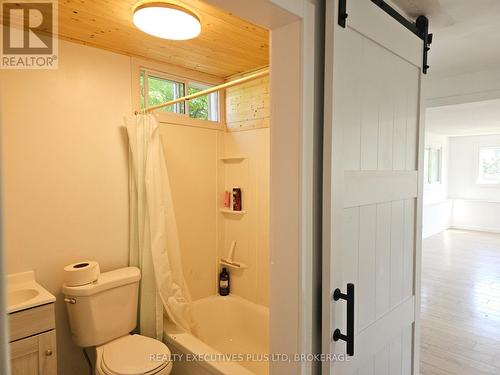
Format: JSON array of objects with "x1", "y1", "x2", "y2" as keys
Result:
[{"x1": 9, "y1": 303, "x2": 57, "y2": 375}]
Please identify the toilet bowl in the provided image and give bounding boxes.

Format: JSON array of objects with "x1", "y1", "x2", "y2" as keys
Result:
[
  {"x1": 95, "y1": 334, "x2": 172, "y2": 375},
  {"x1": 62, "y1": 267, "x2": 173, "y2": 375}
]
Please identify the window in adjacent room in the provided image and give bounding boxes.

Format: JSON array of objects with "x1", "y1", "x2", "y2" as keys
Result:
[
  {"x1": 424, "y1": 147, "x2": 442, "y2": 184},
  {"x1": 478, "y1": 147, "x2": 500, "y2": 184}
]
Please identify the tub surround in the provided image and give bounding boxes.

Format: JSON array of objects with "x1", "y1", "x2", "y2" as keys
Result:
[
  {"x1": 219, "y1": 128, "x2": 270, "y2": 306},
  {"x1": 157, "y1": 66, "x2": 270, "y2": 374},
  {"x1": 217, "y1": 71, "x2": 270, "y2": 306},
  {"x1": 159, "y1": 70, "x2": 270, "y2": 307},
  {"x1": 160, "y1": 124, "x2": 220, "y2": 301}
]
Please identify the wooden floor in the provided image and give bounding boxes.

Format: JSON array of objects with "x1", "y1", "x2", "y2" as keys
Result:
[{"x1": 421, "y1": 229, "x2": 500, "y2": 375}]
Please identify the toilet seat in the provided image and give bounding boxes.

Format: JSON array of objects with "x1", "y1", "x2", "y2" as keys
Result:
[{"x1": 96, "y1": 334, "x2": 172, "y2": 375}]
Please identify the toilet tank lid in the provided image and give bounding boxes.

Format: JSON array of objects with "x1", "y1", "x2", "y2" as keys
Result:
[{"x1": 62, "y1": 267, "x2": 141, "y2": 297}]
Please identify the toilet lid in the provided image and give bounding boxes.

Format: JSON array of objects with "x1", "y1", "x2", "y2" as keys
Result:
[{"x1": 101, "y1": 334, "x2": 171, "y2": 375}]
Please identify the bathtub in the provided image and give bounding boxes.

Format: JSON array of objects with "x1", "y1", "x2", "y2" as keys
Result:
[{"x1": 164, "y1": 295, "x2": 269, "y2": 375}]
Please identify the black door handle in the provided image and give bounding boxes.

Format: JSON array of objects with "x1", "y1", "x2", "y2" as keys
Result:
[{"x1": 333, "y1": 283, "x2": 354, "y2": 356}]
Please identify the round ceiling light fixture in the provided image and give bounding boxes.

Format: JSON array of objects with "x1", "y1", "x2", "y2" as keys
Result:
[{"x1": 133, "y1": 2, "x2": 201, "y2": 40}]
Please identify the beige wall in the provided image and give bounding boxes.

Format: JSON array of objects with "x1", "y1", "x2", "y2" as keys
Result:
[{"x1": 0, "y1": 40, "x2": 132, "y2": 374}]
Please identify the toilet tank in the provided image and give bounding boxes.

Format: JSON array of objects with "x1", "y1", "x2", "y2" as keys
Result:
[{"x1": 62, "y1": 267, "x2": 141, "y2": 347}]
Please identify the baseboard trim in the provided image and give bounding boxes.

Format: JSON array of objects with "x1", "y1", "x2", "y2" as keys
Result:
[
  {"x1": 450, "y1": 225, "x2": 500, "y2": 234},
  {"x1": 423, "y1": 225, "x2": 451, "y2": 239}
]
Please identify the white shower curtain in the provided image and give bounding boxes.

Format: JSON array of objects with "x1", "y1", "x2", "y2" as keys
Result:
[{"x1": 125, "y1": 113, "x2": 195, "y2": 338}]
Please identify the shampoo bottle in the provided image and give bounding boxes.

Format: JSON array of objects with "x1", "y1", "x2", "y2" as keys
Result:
[{"x1": 219, "y1": 267, "x2": 230, "y2": 296}]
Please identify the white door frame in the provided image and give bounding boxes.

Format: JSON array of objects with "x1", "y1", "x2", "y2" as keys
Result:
[
  {"x1": 0, "y1": 93, "x2": 11, "y2": 373},
  {"x1": 204, "y1": 1, "x2": 321, "y2": 374}
]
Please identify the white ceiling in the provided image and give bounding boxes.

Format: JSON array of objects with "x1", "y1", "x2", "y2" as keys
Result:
[
  {"x1": 391, "y1": 0, "x2": 500, "y2": 136},
  {"x1": 392, "y1": 0, "x2": 500, "y2": 77},
  {"x1": 426, "y1": 99, "x2": 500, "y2": 136}
]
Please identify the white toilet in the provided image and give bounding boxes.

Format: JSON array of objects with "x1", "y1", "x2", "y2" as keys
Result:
[{"x1": 62, "y1": 267, "x2": 172, "y2": 375}]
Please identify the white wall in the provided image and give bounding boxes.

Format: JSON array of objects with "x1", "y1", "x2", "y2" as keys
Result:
[
  {"x1": 422, "y1": 200, "x2": 452, "y2": 239},
  {"x1": 448, "y1": 134, "x2": 500, "y2": 233},
  {"x1": 422, "y1": 132, "x2": 452, "y2": 238},
  {"x1": 423, "y1": 133, "x2": 500, "y2": 237},
  {"x1": 452, "y1": 199, "x2": 500, "y2": 233},
  {"x1": 426, "y1": 67, "x2": 500, "y2": 108},
  {"x1": 0, "y1": 40, "x2": 131, "y2": 375},
  {"x1": 449, "y1": 134, "x2": 500, "y2": 201}
]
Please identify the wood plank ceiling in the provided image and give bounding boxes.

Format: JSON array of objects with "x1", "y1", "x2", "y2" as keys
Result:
[{"x1": 58, "y1": 0, "x2": 269, "y2": 78}]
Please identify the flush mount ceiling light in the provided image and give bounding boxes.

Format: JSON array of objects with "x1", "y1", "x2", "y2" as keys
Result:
[{"x1": 133, "y1": 2, "x2": 201, "y2": 40}]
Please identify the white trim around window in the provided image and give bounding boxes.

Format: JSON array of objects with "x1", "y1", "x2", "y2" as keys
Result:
[
  {"x1": 476, "y1": 146, "x2": 500, "y2": 186},
  {"x1": 130, "y1": 58, "x2": 225, "y2": 131}
]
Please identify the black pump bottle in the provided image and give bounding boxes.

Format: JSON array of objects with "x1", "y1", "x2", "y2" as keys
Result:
[{"x1": 219, "y1": 267, "x2": 230, "y2": 296}]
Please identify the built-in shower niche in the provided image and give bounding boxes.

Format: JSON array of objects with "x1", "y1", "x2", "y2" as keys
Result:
[
  {"x1": 219, "y1": 155, "x2": 248, "y2": 215},
  {"x1": 218, "y1": 156, "x2": 248, "y2": 272}
]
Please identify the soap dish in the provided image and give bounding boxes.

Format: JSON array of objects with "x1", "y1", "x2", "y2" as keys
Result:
[{"x1": 219, "y1": 258, "x2": 248, "y2": 269}]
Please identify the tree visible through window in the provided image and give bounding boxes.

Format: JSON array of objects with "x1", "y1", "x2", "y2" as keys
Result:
[
  {"x1": 478, "y1": 147, "x2": 500, "y2": 184},
  {"x1": 187, "y1": 82, "x2": 218, "y2": 121},
  {"x1": 139, "y1": 69, "x2": 219, "y2": 122},
  {"x1": 147, "y1": 75, "x2": 185, "y2": 114}
]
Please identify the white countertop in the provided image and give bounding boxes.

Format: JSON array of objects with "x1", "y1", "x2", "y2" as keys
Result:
[{"x1": 6, "y1": 271, "x2": 56, "y2": 314}]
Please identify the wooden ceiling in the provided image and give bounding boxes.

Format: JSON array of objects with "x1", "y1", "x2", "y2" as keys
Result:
[{"x1": 58, "y1": 0, "x2": 269, "y2": 78}]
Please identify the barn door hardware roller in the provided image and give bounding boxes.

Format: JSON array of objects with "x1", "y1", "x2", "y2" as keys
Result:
[
  {"x1": 338, "y1": 0, "x2": 433, "y2": 74},
  {"x1": 416, "y1": 15, "x2": 432, "y2": 74}
]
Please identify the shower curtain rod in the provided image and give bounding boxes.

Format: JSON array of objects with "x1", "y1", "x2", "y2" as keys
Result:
[{"x1": 135, "y1": 68, "x2": 269, "y2": 114}]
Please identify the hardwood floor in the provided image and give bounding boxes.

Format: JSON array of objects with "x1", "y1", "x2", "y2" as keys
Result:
[{"x1": 421, "y1": 229, "x2": 500, "y2": 375}]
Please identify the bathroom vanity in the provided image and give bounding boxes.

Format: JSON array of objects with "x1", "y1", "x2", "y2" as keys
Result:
[{"x1": 7, "y1": 271, "x2": 57, "y2": 375}]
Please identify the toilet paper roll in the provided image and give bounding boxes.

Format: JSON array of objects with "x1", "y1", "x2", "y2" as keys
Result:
[{"x1": 63, "y1": 261, "x2": 100, "y2": 286}]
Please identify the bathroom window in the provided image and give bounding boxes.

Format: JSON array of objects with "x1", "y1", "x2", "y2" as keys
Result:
[
  {"x1": 140, "y1": 69, "x2": 219, "y2": 122},
  {"x1": 147, "y1": 75, "x2": 186, "y2": 114},
  {"x1": 478, "y1": 147, "x2": 500, "y2": 184},
  {"x1": 187, "y1": 82, "x2": 219, "y2": 121},
  {"x1": 424, "y1": 146, "x2": 442, "y2": 184}
]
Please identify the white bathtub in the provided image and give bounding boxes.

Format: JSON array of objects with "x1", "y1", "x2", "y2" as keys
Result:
[{"x1": 164, "y1": 295, "x2": 269, "y2": 375}]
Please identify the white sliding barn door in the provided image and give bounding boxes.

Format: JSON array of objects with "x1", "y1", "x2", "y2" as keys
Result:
[{"x1": 322, "y1": 1, "x2": 424, "y2": 374}]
